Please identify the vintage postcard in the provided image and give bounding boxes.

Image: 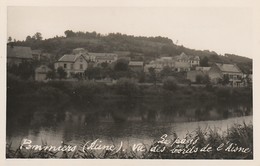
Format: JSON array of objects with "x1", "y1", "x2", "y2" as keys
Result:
[{"x1": 1, "y1": 0, "x2": 260, "y2": 165}]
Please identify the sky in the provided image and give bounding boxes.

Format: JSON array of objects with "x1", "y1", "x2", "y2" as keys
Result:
[{"x1": 7, "y1": 6, "x2": 253, "y2": 58}]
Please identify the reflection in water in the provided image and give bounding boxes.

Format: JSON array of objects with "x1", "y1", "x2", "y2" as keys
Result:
[{"x1": 6, "y1": 98, "x2": 252, "y2": 149}]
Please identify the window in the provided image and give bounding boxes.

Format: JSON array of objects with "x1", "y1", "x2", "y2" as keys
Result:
[
  {"x1": 64, "y1": 64, "x2": 67, "y2": 68},
  {"x1": 80, "y1": 64, "x2": 83, "y2": 69},
  {"x1": 71, "y1": 64, "x2": 73, "y2": 69}
]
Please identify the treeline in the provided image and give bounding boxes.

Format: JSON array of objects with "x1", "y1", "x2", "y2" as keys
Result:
[
  {"x1": 9, "y1": 30, "x2": 252, "y2": 73},
  {"x1": 7, "y1": 73, "x2": 252, "y2": 105}
]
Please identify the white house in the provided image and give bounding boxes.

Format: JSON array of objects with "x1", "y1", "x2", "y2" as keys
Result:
[{"x1": 54, "y1": 53, "x2": 88, "y2": 78}]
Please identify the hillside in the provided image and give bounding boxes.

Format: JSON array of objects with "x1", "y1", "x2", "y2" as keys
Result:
[{"x1": 10, "y1": 30, "x2": 252, "y2": 73}]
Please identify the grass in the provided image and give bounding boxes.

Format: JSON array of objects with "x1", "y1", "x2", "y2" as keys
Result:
[{"x1": 6, "y1": 122, "x2": 253, "y2": 159}]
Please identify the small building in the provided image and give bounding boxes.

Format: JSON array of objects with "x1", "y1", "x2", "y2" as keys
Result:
[
  {"x1": 32, "y1": 49, "x2": 42, "y2": 61},
  {"x1": 208, "y1": 63, "x2": 243, "y2": 86},
  {"x1": 7, "y1": 45, "x2": 33, "y2": 66},
  {"x1": 129, "y1": 61, "x2": 144, "y2": 72},
  {"x1": 54, "y1": 53, "x2": 88, "y2": 78},
  {"x1": 35, "y1": 65, "x2": 52, "y2": 81},
  {"x1": 173, "y1": 52, "x2": 200, "y2": 67},
  {"x1": 195, "y1": 66, "x2": 211, "y2": 72},
  {"x1": 90, "y1": 53, "x2": 118, "y2": 64},
  {"x1": 174, "y1": 61, "x2": 190, "y2": 72}
]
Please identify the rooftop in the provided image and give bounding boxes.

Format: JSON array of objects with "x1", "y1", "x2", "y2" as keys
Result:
[
  {"x1": 215, "y1": 63, "x2": 242, "y2": 73},
  {"x1": 129, "y1": 61, "x2": 144, "y2": 66},
  {"x1": 7, "y1": 46, "x2": 33, "y2": 59}
]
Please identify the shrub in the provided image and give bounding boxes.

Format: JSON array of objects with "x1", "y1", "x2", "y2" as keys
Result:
[
  {"x1": 72, "y1": 81, "x2": 104, "y2": 101},
  {"x1": 162, "y1": 77, "x2": 178, "y2": 91},
  {"x1": 115, "y1": 78, "x2": 140, "y2": 97}
]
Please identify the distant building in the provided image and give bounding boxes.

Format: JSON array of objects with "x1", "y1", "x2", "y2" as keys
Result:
[
  {"x1": 54, "y1": 53, "x2": 88, "y2": 78},
  {"x1": 144, "y1": 52, "x2": 199, "y2": 73},
  {"x1": 7, "y1": 45, "x2": 33, "y2": 66},
  {"x1": 195, "y1": 66, "x2": 211, "y2": 72},
  {"x1": 35, "y1": 65, "x2": 52, "y2": 81},
  {"x1": 90, "y1": 53, "x2": 118, "y2": 64},
  {"x1": 174, "y1": 61, "x2": 190, "y2": 72},
  {"x1": 129, "y1": 61, "x2": 144, "y2": 72},
  {"x1": 173, "y1": 52, "x2": 200, "y2": 67},
  {"x1": 31, "y1": 49, "x2": 42, "y2": 61},
  {"x1": 144, "y1": 57, "x2": 175, "y2": 73},
  {"x1": 208, "y1": 63, "x2": 243, "y2": 86}
]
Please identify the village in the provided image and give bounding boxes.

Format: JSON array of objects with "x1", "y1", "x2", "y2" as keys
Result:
[{"x1": 7, "y1": 45, "x2": 252, "y2": 87}]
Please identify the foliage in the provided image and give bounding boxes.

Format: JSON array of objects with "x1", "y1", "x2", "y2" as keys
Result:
[
  {"x1": 200, "y1": 56, "x2": 209, "y2": 67},
  {"x1": 160, "y1": 66, "x2": 172, "y2": 78},
  {"x1": 46, "y1": 70, "x2": 56, "y2": 79},
  {"x1": 72, "y1": 81, "x2": 104, "y2": 101},
  {"x1": 56, "y1": 67, "x2": 67, "y2": 80},
  {"x1": 85, "y1": 66, "x2": 101, "y2": 80},
  {"x1": 162, "y1": 77, "x2": 178, "y2": 91},
  {"x1": 115, "y1": 78, "x2": 140, "y2": 97},
  {"x1": 148, "y1": 67, "x2": 157, "y2": 85},
  {"x1": 7, "y1": 61, "x2": 35, "y2": 80},
  {"x1": 114, "y1": 59, "x2": 129, "y2": 71},
  {"x1": 195, "y1": 74, "x2": 210, "y2": 84}
]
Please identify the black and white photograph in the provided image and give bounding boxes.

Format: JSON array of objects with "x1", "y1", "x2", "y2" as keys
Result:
[{"x1": 2, "y1": 0, "x2": 259, "y2": 164}]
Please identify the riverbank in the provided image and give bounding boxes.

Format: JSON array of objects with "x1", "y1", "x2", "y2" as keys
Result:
[{"x1": 8, "y1": 75, "x2": 252, "y2": 104}]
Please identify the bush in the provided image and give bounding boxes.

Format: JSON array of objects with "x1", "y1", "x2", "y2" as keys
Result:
[
  {"x1": 72, "y1": 81, "x2": 104, "y2": 101},
  {"x1": 34, "y1": 86, "x2": 69, "y2": 102},
  {"x1": 115, "y1": 78, "x2": 140, "y2": 97},
  {"x1": 162, "y1": 77, "x2": 178, "y2": 91}
]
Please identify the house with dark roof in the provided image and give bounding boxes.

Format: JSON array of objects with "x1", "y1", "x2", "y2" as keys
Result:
[
  {"x1": 54, "y1": 52, "x2": 88, "y2": 78},
  {"x1": 208, "y1": 63, "x2": 243, "y2": 86},
  {"x1": 7, "y1": 46, "x2": 33, "y2": 65}
]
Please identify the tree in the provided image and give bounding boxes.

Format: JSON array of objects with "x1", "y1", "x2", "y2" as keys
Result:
[
  {"x1": 46, "y1": 70, "x2": 56, "y2": 79},
  {"x1": 148, "y1": 67, "x2": 157, "y2": 86},
  {"x1": 26, "y1": 36, "x2": 32, "y2": 42},
  {"x1": 200, "y1": 56, "x2": 209, "y2": 67},
  {"x1": 116, "y1": 78, "x2": 139, "y2": 97},
  {"x1": 203, "y1": 75, "x2": 210, "y2": 84},
  {"x1": 114, "y1": 60, "x2": 128, "y2": 71},
  {"x1": 8, "y1": 36, "x2": 12, "y2": 43},
  {"x1": 101, "y1": 62, "x2": 109, "y2": 68},
  {"x1": 162, "y1": 77, "x2": 178, "y2": 91},
  {"x1": 64, "y1": 30, "x2": 76, "y2": 38},
  {"x1": 33, "y1": 32, "x2": 43, "y2": 40},
  {"x1": 222, "y1": 74, "x2": 230, "y2": 85},
  {"x1": 85, "y1": 66, "x2": 101, "y2": 80},
  {"x1": 160, "y1": 66, "x2": 172, "y2": 78},
  {"x1": 195, "y1": 75, "x2": 203, "y2": 84},
  {"x1": 57, "y1": 67, "x2": 67, "y2": 80}
]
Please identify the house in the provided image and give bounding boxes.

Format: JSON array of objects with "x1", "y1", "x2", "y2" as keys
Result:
[
  {"x1": 54, "y1": 52, "x2": 88, "y2": 78},
  {"x1": 32, "y1": 49, "x2": 42, "y2": 61},
  {"x1": 128, "y1": 61, "x2": 144, "y2": 72},
  {"x1": 89, "y1": 53, "x2": 118, "y2": 64},
  {"x1": 7, "y1": 45, "x2": 33, "y2": 66},
  {"x1": 35, "y1": 65, "x2": 52, "y2": 81},
  {"x1": 195, "y1": 66, "x2": 211, "y2": 72},
  {"x1": 174, "y1": 52, "x2": 200, "y2": 67},
  {"x1": 144, "y1": 57, "x2": 175, "y2": 73},
  {"x1": 174, "y1": 61, "x2": 190, "y2": 72},
  {"x1": 208, "y1": 63, "x2": 243, "y2": 86}
]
